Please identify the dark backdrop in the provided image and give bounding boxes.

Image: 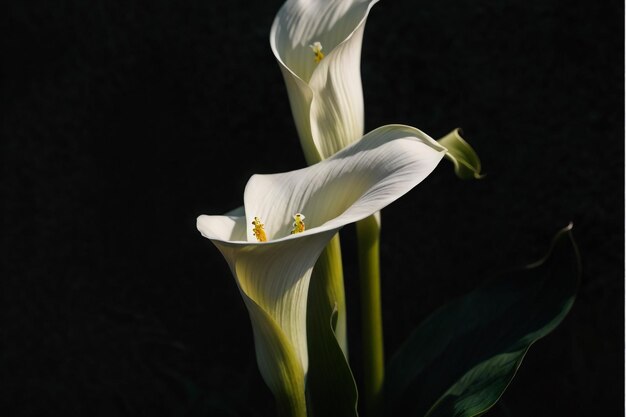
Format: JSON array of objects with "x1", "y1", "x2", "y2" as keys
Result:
[{"x1": 4, "y1": 0, "x2": 624, "y2": 416}]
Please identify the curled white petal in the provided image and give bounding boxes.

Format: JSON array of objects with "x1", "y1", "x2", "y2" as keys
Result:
[
  {"x1": 271, "y1": 0, "x2": 380, "y2": 163},
  {"x1": 196, "y1": 124, "x2": 445, "y2": 407},
  {"x1": 242, "y1": 124, "x2": 446, "y2": 243}
]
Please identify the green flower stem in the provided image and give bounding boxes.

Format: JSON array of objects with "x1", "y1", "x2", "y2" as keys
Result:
[
  {"x1": 356, "y1": 214, "x2": 384, "y2": 417},
  {"x1": 310, "y1": 233, "x2": 348, "y2": 355},
  {"x1": 306, "y1": 234, "x2": 359, "y2": 417}
]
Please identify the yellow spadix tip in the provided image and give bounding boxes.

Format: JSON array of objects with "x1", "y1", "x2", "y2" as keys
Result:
[
  {"x1": 309, "y1": 42, "x2": 324, "y2": 63},
  {"x1": 252, "y1": 216, "x2": 267, "y2": 242},
  {"x1": 290, "y1": 213, "x2": 306, "y2": 235}
]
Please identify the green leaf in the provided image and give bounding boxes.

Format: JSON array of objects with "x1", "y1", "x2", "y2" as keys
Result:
[
  {"x1": 437, "y1": 128, "x2": 484, "y2": 180},
  {"x1": 305, "y1": 235, "x2": 359, "y2": 417},
  {"x1": 384, "y1": 223, "x2": 581, "y2": 417}
]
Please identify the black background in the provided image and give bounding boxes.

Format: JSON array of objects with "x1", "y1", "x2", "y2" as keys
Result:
[{"x1": 4, "y1": 0, "x2": 624, "y2": 416}]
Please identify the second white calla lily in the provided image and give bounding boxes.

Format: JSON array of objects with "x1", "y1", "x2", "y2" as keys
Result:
[
  {"x1": 197, "y1": 125, "x2": 446, "y2": 416},
  {"x1": 271, "y1": 0, "x2": 379, "y2": 165}
]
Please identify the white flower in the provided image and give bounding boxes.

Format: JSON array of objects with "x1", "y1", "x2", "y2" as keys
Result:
[
  {"x1": 271, "y1": 0, "x2": 380, "y2": 164},
  {"x1": 196, "y1": 125, "x2": 445, "y2": 413}
]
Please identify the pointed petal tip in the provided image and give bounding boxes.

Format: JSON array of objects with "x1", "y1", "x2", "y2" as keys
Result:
[
  {"x1": 196, "y1": 214, "x2": 209, "y2": 233},
  {"x1": 437, "y1": 127, "x2": 484, "y2": 180},
  {"x1": 196, "y1": 212, "x2": 249, "y2": 243}
]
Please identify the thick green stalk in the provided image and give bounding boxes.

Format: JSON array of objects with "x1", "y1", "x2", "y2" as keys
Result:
[
  {"x1": 306, "y1": 234, "x2": 358, "y2": 417},
  {"x1": 356, "y1": 214, "x2": 384, "y2": 417},
  {"x1": 308, "y1": 233, "x2": 348, "y2": 356}
]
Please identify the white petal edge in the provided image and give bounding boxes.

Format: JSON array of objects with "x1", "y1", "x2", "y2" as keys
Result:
[{"x1": 308, "y1": 18, "x2": 367, "y2": 160}]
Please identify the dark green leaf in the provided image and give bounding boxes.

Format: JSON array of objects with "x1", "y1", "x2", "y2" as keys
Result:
[{"x1": 385, "y1": 224, "x2": 581, "y2": 417}]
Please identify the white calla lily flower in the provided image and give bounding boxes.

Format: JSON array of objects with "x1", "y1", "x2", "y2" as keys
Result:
[
  {"x1": 197, "y1": 125, "x2": 445, "y2": 415},
  {"x1": 271, "y1": 0, "x2": 379, "y2": 164}
]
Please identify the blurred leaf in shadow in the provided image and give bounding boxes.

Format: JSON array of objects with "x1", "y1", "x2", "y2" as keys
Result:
[{"x1": 385, "y1": 223, "x2": 581, "y2": 417}]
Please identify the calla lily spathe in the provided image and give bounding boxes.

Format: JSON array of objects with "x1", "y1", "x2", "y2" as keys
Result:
[
  {"x1": 271, "y1": 0, "x2": 379, "y2": 165},
  {"x1": 197, "y1": 125, "x2": 446, "y2": 416}
]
